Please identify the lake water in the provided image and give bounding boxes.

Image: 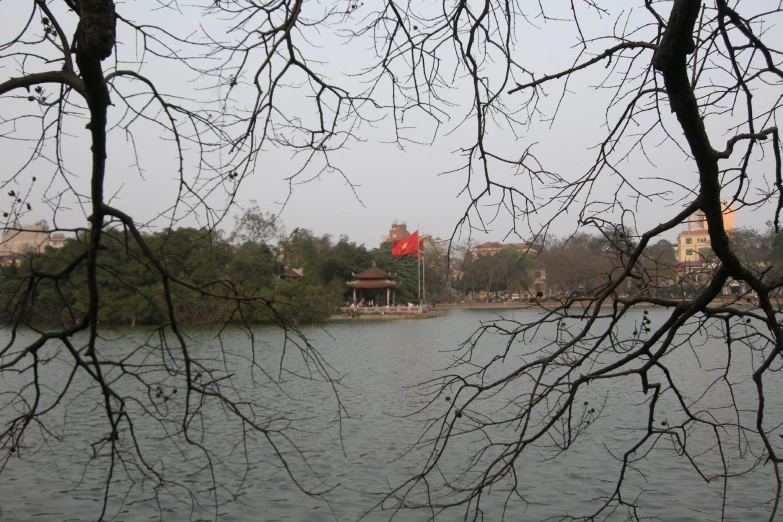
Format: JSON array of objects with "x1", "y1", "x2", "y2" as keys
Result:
[{"x1": 0, "y1": 308, "x2": 780, "y2": 521}]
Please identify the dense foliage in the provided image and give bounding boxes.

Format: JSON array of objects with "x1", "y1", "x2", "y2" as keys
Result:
[
  {"x1": 0, "y1": 223, "x2": 426, "y2": 326},
  {"x1": 6, "y1": 222, "x2": 780, "y2": 327}
]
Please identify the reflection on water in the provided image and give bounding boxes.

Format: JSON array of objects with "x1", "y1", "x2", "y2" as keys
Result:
[{"x1": 0, "y1": 309, "x2": 779, "y2": 521}]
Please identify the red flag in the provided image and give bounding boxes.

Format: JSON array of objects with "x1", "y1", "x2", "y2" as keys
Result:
[
  {"x1": 412, "y1": 235, "x2": 428, "y2": 258},
  {"x1": 392, "y1": 230, "x2": 419, "y2": 257}
]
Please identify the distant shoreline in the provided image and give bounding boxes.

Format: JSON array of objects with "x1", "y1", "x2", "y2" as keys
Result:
[
  {"x1": 437, "y1": 297, "x2": 760, "y2": 310},
  {"x1": 327, "y1": 296, "x2": 760, "y2": 321},
  {"x1": 328, "y1": 310, "x2": 444, "y2": 321}
]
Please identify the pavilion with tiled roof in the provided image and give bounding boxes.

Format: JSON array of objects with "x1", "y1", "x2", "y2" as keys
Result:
[{"x1": 346, "y1": 262, "x2": 401, "y2": 305}]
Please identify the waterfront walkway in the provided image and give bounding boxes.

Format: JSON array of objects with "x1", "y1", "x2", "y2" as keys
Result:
[{"x1": 330, "y1": 304, "x2": 441, "y2": 320}]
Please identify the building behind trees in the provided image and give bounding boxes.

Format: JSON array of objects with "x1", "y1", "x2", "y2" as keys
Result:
[{"x1": 0, "y1": 220, "x2": 65, "y2": 263}]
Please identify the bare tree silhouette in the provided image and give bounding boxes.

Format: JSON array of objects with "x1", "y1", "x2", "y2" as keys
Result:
[
  {"x1": 371, "y1": 1, "x2": 783, "y2": 520},
  {"x1": 1, "y1": 0, "x2": 782, "y2": 520},
  {"x1": 0, "y1": 1, "x2": 356, "y2": 518}
]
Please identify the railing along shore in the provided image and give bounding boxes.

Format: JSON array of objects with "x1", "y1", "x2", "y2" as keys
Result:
[{"x1": 339, "y1": 305, "x2": 428, "y2": 314}]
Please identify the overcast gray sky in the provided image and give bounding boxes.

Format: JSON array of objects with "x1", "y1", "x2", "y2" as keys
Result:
[{"x1": 2, "y1": 0, "x2": 781, "y2": 248}]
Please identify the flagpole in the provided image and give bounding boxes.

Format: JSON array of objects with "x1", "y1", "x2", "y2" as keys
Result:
[
  {"x1": 417, "y1": 223, "x2": 421, "y2": 303},
  {"x1": 422, "y1": 228, "x2": 426, "y2": 304}
]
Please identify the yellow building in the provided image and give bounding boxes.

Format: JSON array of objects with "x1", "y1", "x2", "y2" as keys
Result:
[
  {"x1": 676, "y1": 201, "x2": 735, "y2": 262},
  {"x1": 677, "y1": 229, "x2": 712, "y2": 262}
]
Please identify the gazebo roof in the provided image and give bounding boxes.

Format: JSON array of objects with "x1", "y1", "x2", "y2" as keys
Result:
[
  {"x1": 347, "y1": 262, "x2": 400, "y2": 290},
  {"x1": 352, "y1": 265, "x2": 396, "y2": 280}
]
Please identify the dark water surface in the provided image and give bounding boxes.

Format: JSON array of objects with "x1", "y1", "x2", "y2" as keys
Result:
[{"x1": 1, "y1": 309, "x2": 780, "y2": 521}]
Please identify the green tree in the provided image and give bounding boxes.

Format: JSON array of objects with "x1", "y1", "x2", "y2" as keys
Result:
[
  {"x1": 230, "y1": 201, "x2": 282, "y2": 246},
  {"x1": 421, "y1": 238, "x2": 453, "y2": 302},
  {"x1": 278, "y1": 228, "x2": 325, "y2": 274},
  {"x1": 372, "y1": 242, "x2": 419, "y2": 303},
  {"x1": 272, "y1": 277, "x2": 340, "y2": 323},
  {"x1": 314, "y1": 235, "x2": 373, "y2": 285},
  {"x1": 226, "y1": 241, "x2": 278, "y2": 291}
]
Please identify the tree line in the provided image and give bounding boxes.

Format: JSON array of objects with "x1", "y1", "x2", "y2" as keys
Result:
[
  {"x1": 7, "y1": 214, "x2": 780, "y2": 328},
  {"x1": 457, "y1": 226, "x2": 783, "y2": 300},
  {"x1": 0, "y1": 207, "x2": 428, "y2": 326}
]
